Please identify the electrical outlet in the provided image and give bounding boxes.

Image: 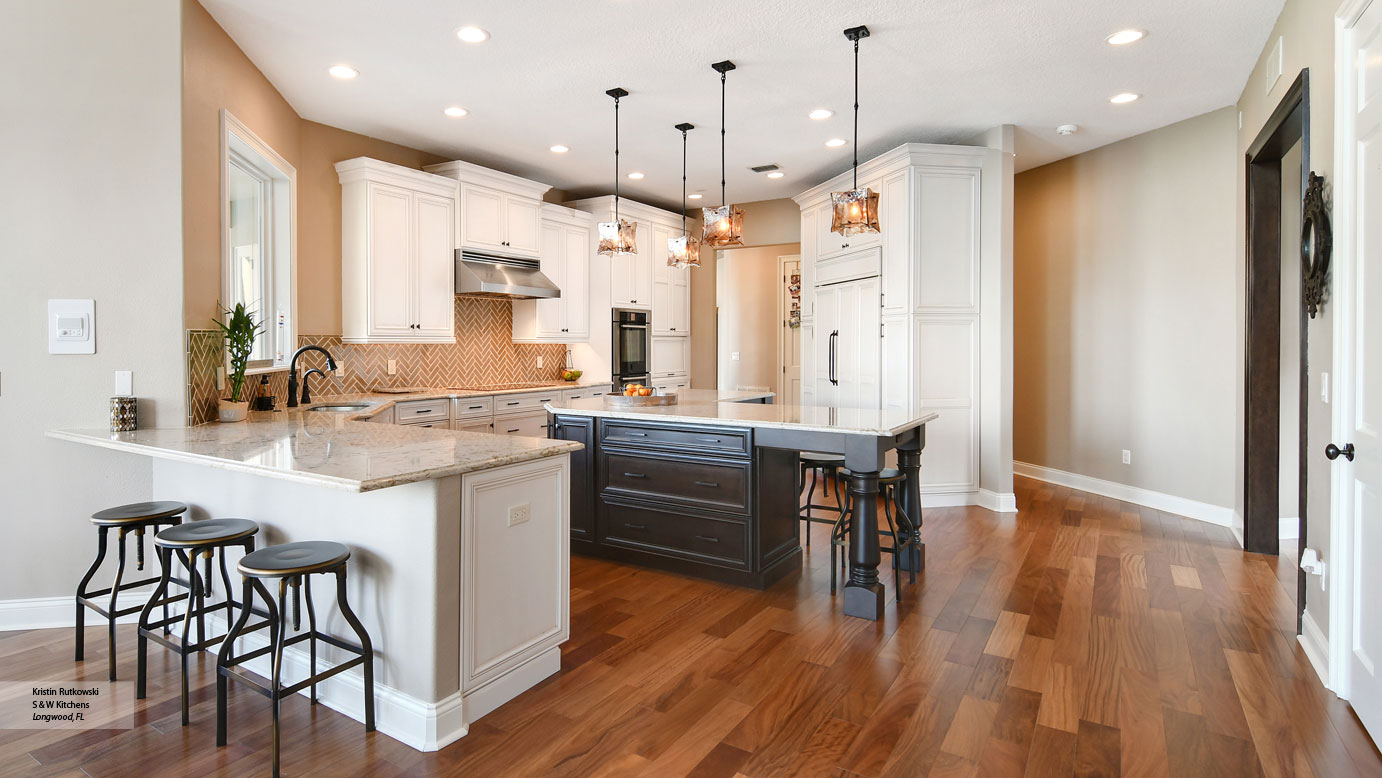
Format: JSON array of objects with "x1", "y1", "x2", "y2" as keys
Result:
[
  {"x1": 732, "y1": 351, "x2": 740, "y2": 361},
  {"x1": 507, "y1": 503, "x2": 531, "y2": 527},
  {"x1": 387, "y1": 359, "x2": 397, "y2": 376},
  {"x1": 1122, "y1": 449, "x2": 1132, "y2": 465},
  {"x1": 215, "y1": 366, "x2": 226, "y2": 392},
  {"x1": 537, "y1": 355, "x2": 544, "y2": 369}
]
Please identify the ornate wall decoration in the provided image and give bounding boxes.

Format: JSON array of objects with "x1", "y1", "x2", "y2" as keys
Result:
[{"x1": 1302, "y1": 171, "x2": 1332, "y2": 319}]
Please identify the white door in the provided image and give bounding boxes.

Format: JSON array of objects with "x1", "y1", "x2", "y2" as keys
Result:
[
  {"x1": 460, "y1": 184, "x2": 505, "y2": 253},
  {"x1": 535, "y1": 223, "x2": 566, "y2": 338},
  {"x1": 1342, "y1": 0, "x2": 1382, "y2": 741},
  {"x1": 503, "y1": 195, "x2": 541, "y2": 256},
  {"x1": 413, "y1": 192, "x2": 456, "y2": 340},
  {"x1": 562, "y1": 226, "x2": 589, "y2": 339},
  {"x1": 367, "y1": 182, "x2": 415, "y2": 338},
  {"x1": 779, "y1": 255, "x2": 802, "y2": 402}
]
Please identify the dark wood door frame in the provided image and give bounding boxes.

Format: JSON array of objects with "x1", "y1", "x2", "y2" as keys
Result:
[{"x1": 1244, "y1": 68, "x2": 1309, "y2": 627}]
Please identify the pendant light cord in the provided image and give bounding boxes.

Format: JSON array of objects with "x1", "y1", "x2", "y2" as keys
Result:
[
  {"x1": 613, "y1": 95, "x2": 621, "y2": 219},
  {"x1": 852, "y1": 37, "x2": 859, "y2": 191},
  {"x1": 720, "y1": 70, "x2": 727, "y2": 208},
  {"x1": 682, "y1": 128, "x2": 689, "y2": 237}
]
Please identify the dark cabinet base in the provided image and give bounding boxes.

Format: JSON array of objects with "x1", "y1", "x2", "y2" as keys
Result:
[{"x1": 553, "y1": 414, "x2": 803, "y2": 590}]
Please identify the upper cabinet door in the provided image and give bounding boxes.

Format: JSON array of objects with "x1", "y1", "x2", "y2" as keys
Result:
[
  {"x1": 880, "y1": 169, "x2": 912, "y2": 315},
  {"x1": 413, "y1": 192, "x2": 456, "y2": 340},
  {"x1": 651, "y1": 222, "x2": 675, "y2": 335},
  {"x1": 562, "y1": 225, "x2": 589, "y2": 339},
  {"x1": 366, "y1": 183, "x2": 416, "y2": 338},
  {"x1": 610, "y1": 239, "x2": 636, "y2": 307},
  {"x1": 503, "y1": 195, "x2": 541, "y2": 257},
  {"x1": 914, "y1": 168, "x2": 980, "y2": 312},
  {"x1": 460, "y1": 184, "x2": 505, "y2": 253},
  {"x1": 534, "y1": 223, "x2": 566, "y2": 339}
]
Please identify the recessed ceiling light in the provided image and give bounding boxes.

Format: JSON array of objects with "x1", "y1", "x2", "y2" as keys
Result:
[
  {"x1": 627, "y1": 171, "x2": 645, "y2": 180},
  {"x1": 1105, "y1": 29, "x2": 1146, "y2": 45},
  {"x1": 328, "y1": 65, "x2": 359, "y2": 80},
  {"x1": 443, "y1": 106, "x2": 468, "y2": 118},
  {"x1": 766, "y1": 171, "x2": 785, "y2": 179},
  {"x1": 825, "y1": 138, "x2": 847, "y2": 148},
  {"x1": 688, "y1": 193, "x2": 703, "y2": 200},
  {"x1": 808, "y1": 108, "x2": 834, "y2": 120},
  {"x1": 456, "y1": 26, "x2": 490, "y2": 44},
  {"x1": 549, "y1": 144, "x2": 569, "y2": 153},
  {"x1": 1109, "y1": 92, "x2": 1140, "y2": 104}
]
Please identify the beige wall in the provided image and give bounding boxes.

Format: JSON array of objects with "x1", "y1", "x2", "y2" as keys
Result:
[
  {"x1": 714, "y1": 243, "x2": 800, "y2": 394},
  {"x1": 1234, "y1": 0, "x2": 1336, "y2": 634},
  {"x1": 181, "y1": 0, "x2": 446, "y2": 336},
  {"x1": 1014, "y1": 107, "x2": 1240, "y2": 508},
  {"x1": 1280, "y1": 141, "x2": 1303, "y2": 521},
  {"x1": 0, "y1": 0, "x2": 186, "y2": 600},
  {"x1": 689, "y1": 198, "x2": 800, "y2": 388}
]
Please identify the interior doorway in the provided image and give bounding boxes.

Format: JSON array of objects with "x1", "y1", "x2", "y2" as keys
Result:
[
  {"x1": 778, "y1": 254, "x2": 802, "y2": 402},
  {"x1": 1243, "y1": 69, "x2": 1309, "y2": 624}
]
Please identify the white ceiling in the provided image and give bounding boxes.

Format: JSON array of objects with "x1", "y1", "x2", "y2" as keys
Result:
[{"x1": 201, "y1": 0, "x2": 1283, "y2": 211}]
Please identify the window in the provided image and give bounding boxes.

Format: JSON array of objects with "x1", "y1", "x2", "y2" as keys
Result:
[{"x1": 221, "y1": 110, "x2": 295, "y2": 369}]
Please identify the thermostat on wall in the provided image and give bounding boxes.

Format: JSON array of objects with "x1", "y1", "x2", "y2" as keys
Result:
[{"x1": 49, "y1": 299, "x2": 95, "y2": 354}]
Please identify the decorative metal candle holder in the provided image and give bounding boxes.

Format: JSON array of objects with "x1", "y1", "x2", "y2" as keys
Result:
[{"x1": 110, "y1": 397, "x2": 137, "y2": 432}]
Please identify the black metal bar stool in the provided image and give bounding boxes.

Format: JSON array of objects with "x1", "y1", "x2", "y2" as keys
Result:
[
  {"x1": 136, "y1": 518, "x2": 260, "y2": 725},
  {"x1": 76, "y1": 500, "x2": 187, "y2": 681},
  {"x1": 799, "y1": 452, "x2": 846, "y2": 547},
  {"x1": 217, "y1": 541, "x2": 375, "y2": 778},
  {"x1": 832, "y1": 468, "x2": 920, "y2": 600}
]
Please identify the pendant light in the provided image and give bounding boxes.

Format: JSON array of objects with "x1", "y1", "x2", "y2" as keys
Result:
[
  {"x1": 702, "y1": 60, "x2": 744, "y2": 247},
  {"x1": 597, "y1": 87, "x2": 637, "y2": 256},
  {"x1": 830, "y1": 25, "x2": 880, "y2": 236},
  {"x1": 668, "y1": 122, "x2": 701, "y2": 269}
]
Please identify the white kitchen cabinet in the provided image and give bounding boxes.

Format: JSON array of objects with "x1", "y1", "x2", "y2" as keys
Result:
[
  {"x1": 651, "y1": 375, "x2": 690, "y2": 393},
  {"x1": 494, "y1": 410, "x2": 549, "y2": 438},
  {"x1": 651, "y1": 222, "x2": 689, "y2": 336},
  {"x1": 812, "y1": 275, "x2": 880, "y2": 410},
  {"x1": 565, "y1": 197, "x2": 684, "y2": 312},
  {"x1": 454, "y1": 418, "x2": 495, "y2": 434},
  {"x1": 337, "y1": 158, "x2": 459, "y2": 344},
  {"x1": 814, "y1": 176, "x2": 884, "y2": 262},
  {"x1": 512, "y1": 205, "x2": 591, "y2": 343},
  {"x1": 604, "y1": 216, "x2": 653, "y2": 308},
  {"x1": 650, "y1": 336, "x2": 689, "y2": 379},
  {"x1": 424, "y1": 159, "x2": 552, "y2": 261}
]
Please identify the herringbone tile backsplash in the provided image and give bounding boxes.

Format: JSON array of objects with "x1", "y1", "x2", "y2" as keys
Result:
[{"x1": 187, "y1": 298, "x2": 567, "y2": 424}]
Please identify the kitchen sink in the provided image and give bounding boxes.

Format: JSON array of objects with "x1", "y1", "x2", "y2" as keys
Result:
[{"x1": 306, "y1": 404, "x2": 374, "y2": 413}]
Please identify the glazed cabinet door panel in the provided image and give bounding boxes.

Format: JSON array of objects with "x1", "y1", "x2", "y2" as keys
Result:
[
  {"x1": 651, "y1": 336, "x2": 689, "y2": 378},
  {"x1": 915, "y1": 168, "x2": 980, "y2": 312},
  {"x1": 414, "y1": 192, "x2": 456, "y2": 339},
  {"x1": 503, "y1": 195, "x2": 541, "y2": 257},
  {"x1": 534, "y1": 223, "x2": 567, "y2": 339},
  {"x1": 366, "y1": 183, "x2": 415, "y2": 338},
  {"x1": 562, "y1": 225, "x2": 590, "y2": 339},
  {"x1": 880, "y1": 169, "x2": 912, "y2": 314},
  {"x1": 460, "y1": 184, "x2": 506, "y2": 253}
]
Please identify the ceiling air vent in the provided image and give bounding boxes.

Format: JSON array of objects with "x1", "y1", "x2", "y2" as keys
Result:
[{"x1": 749, "y1": 163, "x2": 780, "y2": 173}]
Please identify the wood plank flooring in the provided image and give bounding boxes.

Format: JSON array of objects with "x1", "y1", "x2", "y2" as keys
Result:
[{"x1": 3, "y1": 475, "x2": 1379, "y2": 777}]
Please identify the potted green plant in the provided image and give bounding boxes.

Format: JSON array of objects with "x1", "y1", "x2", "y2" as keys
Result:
[{"x1": 213, "y1": 302, "x2": 263, "y2": 422}]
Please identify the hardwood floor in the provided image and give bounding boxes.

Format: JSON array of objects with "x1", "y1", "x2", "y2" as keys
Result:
[{"x1": 4, "y1": 475, "x2": 1380, "y2": 777}]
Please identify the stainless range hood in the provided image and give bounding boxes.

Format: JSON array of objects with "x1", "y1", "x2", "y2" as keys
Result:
[{"x1": 454, "y1": 250, "x2": 561, "y2": 299}]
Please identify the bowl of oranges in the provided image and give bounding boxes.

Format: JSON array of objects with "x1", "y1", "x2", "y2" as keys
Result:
[{"x1": 604, "y1": 382, "x2": 679, "y2": 406}]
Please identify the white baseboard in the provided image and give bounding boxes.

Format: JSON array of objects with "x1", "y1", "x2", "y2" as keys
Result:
[
  {"x1": 1013, "y1": 462, "x2": 1236, "y2": 527},
  {"x1": 977, "y1": 489, "x2": 1018, "y2": 513},
  {"x1": 0, "y1": 589, "x2": 157, "y2": 633},
  {"x1": 1279, "y1": 517, "x2": 1301, "y2": 540},
  {"x1": 1299, "y1": 609, "x2": 1331, "y2": 690}
]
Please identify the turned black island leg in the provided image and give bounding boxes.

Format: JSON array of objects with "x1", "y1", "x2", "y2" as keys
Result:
[
  {"x1": 843, "y1": 469, "x2": 884, "y2": 620},
  {"x1": 897, "y1": 443, "x2": 925, "y2": 574}
]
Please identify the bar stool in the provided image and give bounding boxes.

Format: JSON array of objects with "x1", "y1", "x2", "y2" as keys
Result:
[
  {"x1": 136, "y1": 518, "x2": 260, "y2": 725},
  {"x1": 799, "y1": 452, "x2": 846, "y2": 547},
  {"x1": 217, "y1": 541, "x2": 375, "y2": 778},
  {"x1": 76, "y1": 500, "x2": 186, "y2": 681},
  {"x1": 831, "y1": 468, "x2": 919, "y2": 601}
]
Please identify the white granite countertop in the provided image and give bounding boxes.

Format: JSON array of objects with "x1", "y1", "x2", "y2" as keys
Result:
[
  {"x1": 545, "y1": 388, "x2": 937, "y2": 437},
  {"x1": 48, "y1": 409, "x2": 582, "y2": 493},
  {"x1": 308, "y1": 379, "x2": 612, "y2": 422}
]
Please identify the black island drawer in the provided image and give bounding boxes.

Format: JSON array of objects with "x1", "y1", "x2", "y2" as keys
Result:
[
  {"x1": 600, "y1": 421, "x2": 750, "y2": 457},
  {"x1": 601, "y1": 502, "x2": 749, "y2": 568},
  {"x1": 603, "y1": 453, "x2": 750, "y2": 513}
]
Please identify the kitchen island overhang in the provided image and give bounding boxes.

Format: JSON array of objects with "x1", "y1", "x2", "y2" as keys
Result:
[
  {"x1": 48, "y1": 412, "x2": 581, "y2": 752},
  {"x1": 546, "y1": 389, "x2": 937, "y2": 620}
]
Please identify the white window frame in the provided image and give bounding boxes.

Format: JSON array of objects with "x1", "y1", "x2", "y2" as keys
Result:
[{"x1": 220, "y1": 109, "x2": 297, "y2": 372}]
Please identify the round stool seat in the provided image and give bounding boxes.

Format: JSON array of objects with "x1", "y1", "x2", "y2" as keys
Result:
[
  {"x1": 91, "y1": 501, "x2": 186, "y2": 526},
  {"x1": 155, "y1": 518, "x2": 259, "y2": 548},
  {"x1": 838, "y1": 467, "x2": 905, "y2": 484},
  {"x1": 801, "y1": 451, "x2": 845, "y2": 465},
  {"x1": 238, "y1": 541, "x2": 350, "y2": 578}
]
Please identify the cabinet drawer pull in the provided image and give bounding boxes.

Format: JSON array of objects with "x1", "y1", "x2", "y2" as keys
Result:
[
  {"x1": 624, "y1": 522, "x2": 647, "y2": 530},
  {"x1": 694, "y1": 481, "x2": 719, "y2": 488},
  {"x1": 697, "y1": 437, "x2": 721, "y2": 444},
  {"x1": 625, "y1": 431, "x2": 647, "y2": 437},
  {"x1": 505, "y1": 401, "x2": 520, "y2": 406},
  {"x1": 694, "y1": 535, "x2": 720, "y2": 543},
  {"x1": 467, "y1": 404, "x2": 485, "y2": 410},
  {"x1": 506, "y1": 428, "x2": 520, "y2": 433},
  {"x1": 414, "y1": 408, "x2": 433, "y2": 414},
  {"x1": 623, "y1": 472, "x2": 647, "y2": 479}
]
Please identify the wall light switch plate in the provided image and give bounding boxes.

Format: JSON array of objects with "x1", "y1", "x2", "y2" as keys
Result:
[
  {"x1": 387, "y1": 359, "x2": 397, "y2": 376},
  {"x1": 732, "y1": 351, "x2": 740, "y2": 361},
  {"x1": 215, "y1": 366, "x2": 226, "y2": 392},
  {"x1": 537, "y1": 355, "x2": 544, "y2": 369},
  {"x1": 114, "y1": 371, "x2": 132, "y2": 396},
  {"x1": 1322, "y1": 372, "x2": 1329, "y2": 403},
  {"x1": 507, "y1": 503, "x2": 531, "y2": 527},
  {"x1": 48, "y1": 299, "x2": 95, "y2": 354},
  {"x1": 1122, "y1": 449, "x2": 1132, "y2": 465}
]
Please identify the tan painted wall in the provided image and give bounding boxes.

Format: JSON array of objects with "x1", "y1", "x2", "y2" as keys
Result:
[
  {"x1": 181, "y1": 0, "x2": 446, "y2": 336},
  {"x1": 714, "y1": 243, "x2": 800, "y2": 394},
  {"x1": 1, "y1": 0, "x2": 186, "y2": 600},
  {"x1": 1233, "y1": 0, "x2": 1336, "y2": 633},
  {"x1": 688, "y1": 198, "x2": 800, "y2": 388},
  {"x1": 1013, "y1": 107, "x2": 1240, "y2": 508}
]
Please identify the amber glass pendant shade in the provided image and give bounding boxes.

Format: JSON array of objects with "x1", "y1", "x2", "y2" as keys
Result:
[
  {"x1": 830, "y1": 187, "x2": 880, "y2": 236},
  {"x1": 701, "y1": 204, "x2": 744, "y2": 247},
  {"x1": 597, "y1": 218, "x2": 637, "y2": 256},
  {"x1": 667, "y1": 234, "x2": 701, "y2": 268}
]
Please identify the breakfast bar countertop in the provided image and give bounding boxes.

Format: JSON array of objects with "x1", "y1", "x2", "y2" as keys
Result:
[{"x1": 47, "y1": 411, "x2": 581, "y2": 493}]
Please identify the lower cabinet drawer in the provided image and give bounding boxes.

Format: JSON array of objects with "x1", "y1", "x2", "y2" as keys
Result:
[
  {"x1": 400, "y1": 419, "x2": 447, "y2": 430},
  {"x1": 603, "y1": 452, "x2": 749, "y2": 513},
  {"x1": 453, "y1": 418, "x2": 495, "y2": 433},
  {"x1": 495, "y1": 410, "x2": 549, "y2": 437},
  {"x1": 600, "y1": 501, "x2": 748, "y2": 568},
  {"x1": 601, "y1": 421, "x2": 750, "y2": 457},
  {"x1": 396, "y1": 398, "x2": 450, "y2": 423}
]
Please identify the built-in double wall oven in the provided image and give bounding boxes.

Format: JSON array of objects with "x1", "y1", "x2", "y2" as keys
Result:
[{"x1": 611, "y1": 309, "x2": 648, "y2": 387}]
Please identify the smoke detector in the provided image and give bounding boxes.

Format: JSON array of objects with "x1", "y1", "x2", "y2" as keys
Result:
[{"x1": 1056, "y1": 124, "x2": 1079, "y2": 136}]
